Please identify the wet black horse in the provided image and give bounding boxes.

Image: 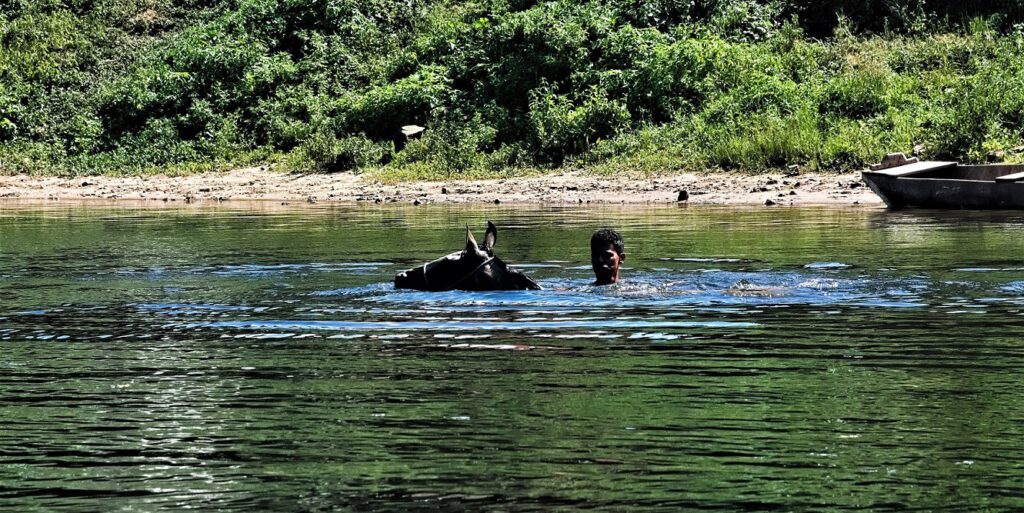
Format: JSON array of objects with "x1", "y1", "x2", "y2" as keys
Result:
[{"x1": 394, "y1": 222, "x2": 541, "y2": 291}]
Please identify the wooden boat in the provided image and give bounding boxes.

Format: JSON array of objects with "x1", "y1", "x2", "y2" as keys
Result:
[{"x1": 861, "y1": 153, "x2": 1024, "y2": 209}]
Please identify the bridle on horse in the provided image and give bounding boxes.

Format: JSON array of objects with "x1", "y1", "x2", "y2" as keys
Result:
[{"x1": 422, "y1": 256, "x2": 496, "y2": 292}]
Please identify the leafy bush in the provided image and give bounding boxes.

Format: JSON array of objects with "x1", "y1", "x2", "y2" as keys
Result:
[
  {"x1": 529, "y1": 85, "x2": 631, "y2": 164},
  {"x1": 707, "y1": 107, "x2": 821, "y2": 169},
  {"x1": 286, "y1": 132, "x2": 390, "y2": 173},
  {"x1": 923, "y1": 57, "x2": 1024, "y2": 160},
  {"x1": 820, "y1": 70, "x2": 890, "y2": 119},
  {"x1": 341, "y1": 67, "x2": 453, "y2": 140}
]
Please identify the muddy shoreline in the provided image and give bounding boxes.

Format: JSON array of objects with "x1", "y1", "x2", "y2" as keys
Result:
[{"x1": 0, "y1": 168, "x2": 881, "y2": 207}]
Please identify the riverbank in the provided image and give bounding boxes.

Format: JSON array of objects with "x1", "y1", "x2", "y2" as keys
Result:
[{"x1": 0, "y1": 168, "x2": 880, "y2": 206}]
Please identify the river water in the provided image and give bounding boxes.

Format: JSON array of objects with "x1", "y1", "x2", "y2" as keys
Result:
[{"x1": 2, "y1": 203, "x2": 1024, "y2": 512}]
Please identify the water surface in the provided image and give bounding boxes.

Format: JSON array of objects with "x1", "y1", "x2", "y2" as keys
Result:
[{"x1": 2, "y1": 203, "x2": 1024, "y2": 512}]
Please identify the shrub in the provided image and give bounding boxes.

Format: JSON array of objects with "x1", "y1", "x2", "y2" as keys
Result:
[
  {"x1": 249, "y1": 85, "x2": 334, "y2": 149},
  {"x1": 528, "y1": 85, "x2": 631, "y2": 164},
  {"x1": 819, "y1": 70, "x2": 890, "y2": 119},
  {"x1": 923, "y1": 56, "x2": 1024, "y2": 161},
  {"x1": 624, "y1": 35, "x2": 727, "y2": 121},
  {"x1": 390, "y1": 114, "x2": 502, "y2": 175},
  {"x1": 286, "y1": 132, "x2": 390, "y2": 173},
  {"x1": 341, "y1": 67, "x2": 453, "y2": 140},
  {"x1": 707, "y1": 107, "x2": 821, "y2": 169}
]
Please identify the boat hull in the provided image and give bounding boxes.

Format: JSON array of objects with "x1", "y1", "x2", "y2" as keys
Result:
[{"x1": 862, "y1": 173, "x2": 1024, "y2": 210}]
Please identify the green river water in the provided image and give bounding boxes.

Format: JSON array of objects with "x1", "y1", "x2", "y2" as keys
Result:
[{"x1": 2, "y1": 202, "x2": 1024, "y2": 512}]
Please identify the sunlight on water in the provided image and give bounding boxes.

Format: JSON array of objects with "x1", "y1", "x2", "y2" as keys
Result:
[{"x1": 3, "y1": 203, "x2": 1024, "y2": 512}]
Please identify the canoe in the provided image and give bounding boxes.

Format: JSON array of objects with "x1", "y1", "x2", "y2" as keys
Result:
[{"x1": 861, "y1": 153, "x2": 1024, "y2": 209}]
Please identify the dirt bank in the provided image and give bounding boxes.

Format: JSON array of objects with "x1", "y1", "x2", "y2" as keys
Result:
[{"x1": 0, "y1": 168, "x2": 882, "y2": 206}]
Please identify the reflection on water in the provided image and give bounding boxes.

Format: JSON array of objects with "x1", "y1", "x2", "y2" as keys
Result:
[{"x1": 3, "y1": 203, "x2": 1024, "y2": 512}]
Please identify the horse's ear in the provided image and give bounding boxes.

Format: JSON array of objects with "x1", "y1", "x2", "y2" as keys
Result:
[
  {"x1": 483, "y1": 221, "x2": 497, "y2": 252},
  {"x1": 465, "y1": 224, "x2": 478, "y2": 252}
]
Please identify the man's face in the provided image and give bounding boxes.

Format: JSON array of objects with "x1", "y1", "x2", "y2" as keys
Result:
[{"x1": 592, "y1": 244, "x2": 622, "y2": 285}]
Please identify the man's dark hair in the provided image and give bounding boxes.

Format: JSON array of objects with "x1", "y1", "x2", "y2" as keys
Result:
[{"x1": 591, "y1": 228, "x2": 624, "y2": 259}]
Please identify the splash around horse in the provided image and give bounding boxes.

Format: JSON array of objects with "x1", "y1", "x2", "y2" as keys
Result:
[{"x1": 394, "y1": 221, "x2": 541, "y2": 292}]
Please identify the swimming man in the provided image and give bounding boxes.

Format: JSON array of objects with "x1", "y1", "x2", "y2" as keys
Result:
[{"x1": 590, "y1": 228, "x2": 624, "y2": 285}]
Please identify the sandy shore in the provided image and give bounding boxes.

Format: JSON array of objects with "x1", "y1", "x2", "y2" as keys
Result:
[{"x1": 0, "y1": 168, "x2": 881, "y2": 206}]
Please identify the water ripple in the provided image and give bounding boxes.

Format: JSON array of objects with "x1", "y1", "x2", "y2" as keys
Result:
[{"x1": 190, "y1": 319, "x2": 760, "y2": 332}]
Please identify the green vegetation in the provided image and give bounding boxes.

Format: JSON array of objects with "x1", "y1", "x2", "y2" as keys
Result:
[{"x1": 4, "y1": 0, "x2": 1024, "y2": 178}]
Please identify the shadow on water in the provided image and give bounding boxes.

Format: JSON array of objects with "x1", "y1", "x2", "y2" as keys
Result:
[{"x1": 3, "y1": 203, "x2": 1024, "y2": 512}]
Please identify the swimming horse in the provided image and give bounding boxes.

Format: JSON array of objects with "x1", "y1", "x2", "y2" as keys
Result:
[{"x1": 394, "y1": 222, "x2": 541, "y2": 291}]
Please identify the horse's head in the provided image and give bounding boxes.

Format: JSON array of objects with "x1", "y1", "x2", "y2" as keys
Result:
[{"x1": 394, "y1": 221, "x2": 541, "y2": 291}]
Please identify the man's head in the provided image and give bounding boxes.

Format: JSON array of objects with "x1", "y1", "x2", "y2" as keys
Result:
[{"x1": 590, "y1": 228, "x2": 624, "y2": 285}]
